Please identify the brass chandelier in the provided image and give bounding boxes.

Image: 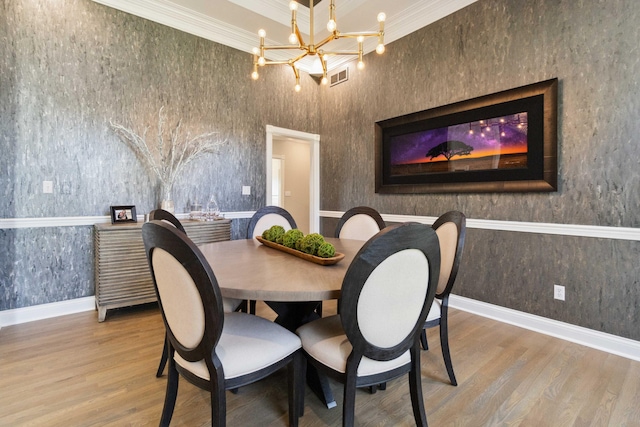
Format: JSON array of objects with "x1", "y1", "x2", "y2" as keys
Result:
[{"x1": 251, "y1": 0, "x2": 386, "y2": 91}]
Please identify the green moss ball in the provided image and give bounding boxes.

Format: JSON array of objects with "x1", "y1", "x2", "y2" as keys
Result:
[
  {"x1": 296, "y1": 233, "x2": 325, "y2": 254},
  {"x1": 282, "y1": 229, "x2": 304, "y2": 248},
  {"x1": 317, "y1": 242, "x2": 336, "y2": 258},
  {"x1": 264, "y1": 225, "x2": 286, "y2": 242}
]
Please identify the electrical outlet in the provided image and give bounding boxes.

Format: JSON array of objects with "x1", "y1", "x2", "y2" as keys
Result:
[
  {"x1": 43, "y1": 181, "x2": 53, "y2": 194},
  {"x1": 554, "y1": 284, "x2": 565, "y2": 301},
  {"x1": 242, "y1": 185, "x2": 251, "y2": 195}
]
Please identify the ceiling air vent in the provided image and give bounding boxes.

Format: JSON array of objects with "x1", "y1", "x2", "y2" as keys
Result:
[{"x1": 330, "y1": 67, "x2": 349, "y2": 87}]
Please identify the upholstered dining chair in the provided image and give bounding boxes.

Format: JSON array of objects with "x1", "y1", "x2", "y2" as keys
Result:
[
  {"x1": 246, "y1": 206, "x2": 298, "y2": 315},
  {"x1": 148, "y1": 208, "x2": 186, "y2": 233},
  {"x1": 420, "y1": 210, "x2": 466, "y2": 386},
  {"x1": 332, "y1": 206, "x2": 386, "y2": 323},
  {"x1": 296, "y1": 222, "x2": 441, "y2": 427},
  {"x1": 142, "y1": 220, "x2": 304, "y2": 427},
  {"x1": 247, "y1": 205, "x2": 298, "y2": 238},
  {"x1": 148, "y1": 209, "x2": 244, "y2": 378},
  {"x1": 334, "y1": 206, "x2": 386, "y2": 240}
]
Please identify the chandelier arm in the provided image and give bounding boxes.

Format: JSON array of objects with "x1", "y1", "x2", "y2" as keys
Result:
[
  {"x1": 291, "y1": 64, "x2": 300, "y2": 79},
  {"x1": 289, "y1": 51, "x2": 311, "y2": 63},
  {"x1": 335, "y1": 31, "x2": 381, "y2": 39},
  {"x1": 261, "y1": 60, "x2": 293, "y2": 66},
  {"x1": 313, "y1": 34, "x2": 339, "y2": 51},
  {"x1": 293, "y1": 24, "x2": 306, "y2": 47}
]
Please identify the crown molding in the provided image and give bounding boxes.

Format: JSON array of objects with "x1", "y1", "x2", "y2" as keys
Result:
[
  {"x1": 92, "y1": 0, "x2": 258, "y2": 54},
  {"x1": 92, "y1": 0, "x2": 478, "y2": 74}
]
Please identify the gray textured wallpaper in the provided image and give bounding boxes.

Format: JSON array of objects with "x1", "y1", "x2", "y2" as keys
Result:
[
  {"x1": 318, "y1": 0, "x2": 640, "y2": 340},
  {"x1": 1, "y1": 0, "x2": 319, "y2": 309},
  {"x1": 1, "y1": 0, "x2": 639, "y2": 341}
]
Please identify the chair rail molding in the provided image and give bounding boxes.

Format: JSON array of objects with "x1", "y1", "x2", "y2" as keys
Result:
[
  {"x1": 320, "y1": 210, "x2": 640, "y2": 242},
  {"x1": 0, "y1": 212, "x2": 255, "y2": 229},
  {"x1": 4, "y1": 211, "x2": 638, "y2": 241}
]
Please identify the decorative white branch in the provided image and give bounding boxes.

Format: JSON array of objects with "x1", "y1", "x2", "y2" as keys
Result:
[{"x1": 110, "y1": 107, "x2": 227, "y2": 199}]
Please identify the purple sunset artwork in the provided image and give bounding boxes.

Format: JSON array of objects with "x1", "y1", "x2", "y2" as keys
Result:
[{"x1": 389, "y1": 113, "x2": 528, "y2": 175}]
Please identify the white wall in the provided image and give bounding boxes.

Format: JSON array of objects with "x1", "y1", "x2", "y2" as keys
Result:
[{"x1": 272, "y1": 138, "x2": 311, "y2": 234}]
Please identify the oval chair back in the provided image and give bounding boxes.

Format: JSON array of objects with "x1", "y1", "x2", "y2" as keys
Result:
[
  {"x1": 148, "y1": 209, "x2": 186, "y2": 234},
  {"x1": 334, "y1": 206, "x2": 385, "y2": 241},
  {"x1": 247, "y1": 206, "x2": 297, "y2": 238}
]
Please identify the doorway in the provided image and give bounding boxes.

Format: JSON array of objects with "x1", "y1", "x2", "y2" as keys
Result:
[
  {"x1": 266, "y1": 125, "x2": 320, "y2": 233},
  {"x1": 271, "y1": 155, "x2": 285, "y2": 207}
]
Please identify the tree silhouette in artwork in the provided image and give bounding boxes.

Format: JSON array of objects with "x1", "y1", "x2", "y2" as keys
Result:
[{"x1": 426, "y1": 140, "x2": 474, "y2": 161}]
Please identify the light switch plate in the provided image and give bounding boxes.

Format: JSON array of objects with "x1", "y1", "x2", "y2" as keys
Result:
[
  {"x1": 242, "y1": 186, "x2": 251, "y2": 195},
  {"x1": 43, "y1": 181, "x2": 53, "y2": 194}
]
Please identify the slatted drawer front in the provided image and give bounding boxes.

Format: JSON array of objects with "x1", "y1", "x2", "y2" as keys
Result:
[{"x1": 94, "y1": 219, "x2": 231, "y2": 321}]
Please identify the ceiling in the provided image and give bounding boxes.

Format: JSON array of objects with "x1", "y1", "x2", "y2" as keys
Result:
[{"x1": 92, "y1": 0, "x2": 476, "y2": 74}]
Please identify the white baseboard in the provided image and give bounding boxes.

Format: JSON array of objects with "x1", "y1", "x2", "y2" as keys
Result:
[
  {"x1": 0, "y1": 297, "x2": 95, "y2": 328},
  {"x1": 450, "y1": 295, "x2": 640, "y2": 362},
  {"x1": 1, "y1": 295, "x2": 638, "y2": 363}
]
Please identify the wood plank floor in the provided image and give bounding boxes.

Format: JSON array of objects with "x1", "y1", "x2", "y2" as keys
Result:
[{"x1": 1, "y1": 301, "x2": 639, "y2": 426}]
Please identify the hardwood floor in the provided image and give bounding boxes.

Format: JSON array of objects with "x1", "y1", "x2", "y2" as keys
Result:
[{"x1": 1, "y1": 301, "x2": 638, "y2": 426}]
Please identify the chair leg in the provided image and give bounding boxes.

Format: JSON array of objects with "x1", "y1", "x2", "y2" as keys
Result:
[
  {"x1": 210, "y1": 365, "x2": 226, "y2": 427},
  {"x1": 297, "y1": 353, "x2": 306, "y2": 418},
  {"x1": 420, "y1": 329, "x2": 429, "y2": 351},
  {"x1": 288, "y1": 351, "x2": 304, "y2": 426},
  {"x1": 342, "y1": 371, "x2": 357, "y2": 427},
  {"x1": 156, "y1": 334, "x2": 168, "y2": 377},
  {"x1": 408, "y1": 346, "x2": 428, "y2": 427},
  {"x1": 160, "y1": 355, "x2": 179, "y2": 427},
  {"x1": 249, "y1": 300, "x2": 257, "y2": 315},
  {"x1": 440, "y1": 316, "x2": 457, "y2": 386},
  {"x1": 367, "y1": 382, "x2": 386, "y2": 394}
]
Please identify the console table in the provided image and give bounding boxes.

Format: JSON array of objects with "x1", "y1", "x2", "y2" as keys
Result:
[{"x1": 94, "y1": 219, "x2": 231, "y2": 321}]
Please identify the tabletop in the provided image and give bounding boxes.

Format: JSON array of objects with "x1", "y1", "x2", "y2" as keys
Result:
[{"x1": 199, "y1": 237, "x2": 365, "y2": 302}]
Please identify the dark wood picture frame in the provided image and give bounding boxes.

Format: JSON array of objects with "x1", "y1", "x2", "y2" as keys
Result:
[
  {"x1": 110, "y1": 205, "x2": 137, "y2": 224},
  {"x1": 375, "y1": 78, "x2": 558, "y2": 194}
]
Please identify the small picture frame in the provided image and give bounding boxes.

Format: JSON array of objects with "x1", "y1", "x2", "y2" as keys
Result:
[{"x1": 110, "y1": 205, "x2": 137, "y2": 224}]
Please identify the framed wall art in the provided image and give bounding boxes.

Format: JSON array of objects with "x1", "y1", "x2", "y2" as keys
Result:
[
  {"x1": 375, "y1": 78, "x2": 558, "y2": 193},
  {"x1": 110, "y1": 205, "x2": 137, "y2": 224}
]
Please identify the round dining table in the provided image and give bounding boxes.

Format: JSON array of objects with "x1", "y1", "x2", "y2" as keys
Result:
[
  {"x1": 198, "y1": 236, "x2": 366, "y2": 408},
  {"x1": 198, "y1": 237, "x2": 365, "y2": 303}
]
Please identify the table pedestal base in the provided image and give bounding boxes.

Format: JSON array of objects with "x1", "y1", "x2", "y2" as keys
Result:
[{"x1": 266, "y1": 301, "x2": 337, "y2": 409}]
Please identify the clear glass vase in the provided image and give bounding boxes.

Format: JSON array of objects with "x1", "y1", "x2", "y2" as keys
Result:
[
  {"x1": 206, "y1": 196, "x2": 220, "y2": 220},
  {"x1": 160, "y1": 187, "x2": 174, "y2": 213}
]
